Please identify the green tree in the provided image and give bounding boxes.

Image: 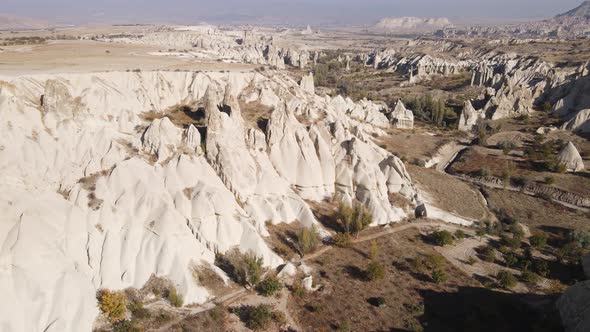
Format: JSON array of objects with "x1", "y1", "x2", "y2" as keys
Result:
[
  {"x1": 337, "y1": 202, "x2": 372, "y2": 235},
  {"x1": 432, "y1": 230, "x2": 454, "y2": 246},
  {"x1": 256, "y1": 276, "x2": 283, "y2": 297}
]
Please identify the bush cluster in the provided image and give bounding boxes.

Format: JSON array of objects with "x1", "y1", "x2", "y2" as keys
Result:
[
  {"x1": 256, "y1": 276, "x2": 283, "y2": 297},
  {"x1": 97, "y1": 289, "x2": 127, "y2": 323},
  {"x1": 215, "y1": 249, "x2": 263, "y2": 288}
]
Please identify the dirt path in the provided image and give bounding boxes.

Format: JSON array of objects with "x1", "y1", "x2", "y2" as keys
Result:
[{"x1": 299, "y1": 221, "x2": 459, "y2": 263}]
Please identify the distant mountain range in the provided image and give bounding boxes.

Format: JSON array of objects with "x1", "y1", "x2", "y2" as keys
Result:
[
  {"x1": 371, "y1": 17, "x2": 453, "y2": 34},
  {"x1": 0, "y1": 13, "x2": 50, "y2": 30},
  {"x1": 556, "y1": 0, "x2": 590, "y2": 18}
]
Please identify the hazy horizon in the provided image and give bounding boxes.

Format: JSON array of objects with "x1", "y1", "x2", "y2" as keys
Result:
[{"x1": 0, "y1": 0, "x2": 586, "y2": 26}]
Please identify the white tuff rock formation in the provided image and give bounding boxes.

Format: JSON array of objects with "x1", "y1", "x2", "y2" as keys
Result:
[
  {"x1": 300, "y1": 72, "x2": 315, "y2": 94},
  {"x1": 557, "y1": 142, "x2": 585, "y2": 172},
  {"x1": 0, "y1": 70, "x2": 431, "y2": 331},
  {"x1": 458, "y1": 100, "x2": 485, "y2": 132},
  {"x1": 562, "y1": 109, "x2": 590, "y2": 134},
  {"x1": 389, "y1": 101, "x2": 414, "y2": 129}
]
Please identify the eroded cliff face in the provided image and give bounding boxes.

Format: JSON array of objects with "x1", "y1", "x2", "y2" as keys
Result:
[{"x1": 0, "y1": 70, "x2": 419, "y2": 331}]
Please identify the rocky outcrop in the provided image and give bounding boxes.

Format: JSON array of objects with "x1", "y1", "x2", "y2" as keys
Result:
[
  {"x1": 557, "y1": 142, "x2": 585, "y2": 172},
  {"x1": 300, "y1": 72, "x2": 315, "y2": 94},
  {"x1": 370, "y1": 50, "x2": 469, "y2": 83},
  {"x1": 388, "y1": 100, "x2": 414, "y2": 129},
  {"x1": 562, "y1": 109, "x2": 590, "y2": 134},
  {"x1": 458, "y1": 100, "x2": 485, "y2": 132}
]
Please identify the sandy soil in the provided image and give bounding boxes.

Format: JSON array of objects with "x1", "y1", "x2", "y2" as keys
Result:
[
  {"x1": 0, "y1": 39, "x2": 256, "y2": 77},
  {"x1": 408, "y1": 164, "x2": 489, "y2": 220},
  {"x1": 485, "y1": 188, "x2": 590, "y2": 233}
]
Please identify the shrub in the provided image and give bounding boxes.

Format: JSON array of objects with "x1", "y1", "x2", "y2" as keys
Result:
[
  {"x1": 305, "y1": 303, "x2": 324, "y2": 312},
  {"x1": 572, "y1": 230, "x2": 590, "y2": 249},
  {"x1": 497, "y1": 271, "x2": 517, "y2": 289},
  {"x1": 216, "y1": 249, "x2": 263, "y2": 287},
  {"x1": 499, "y1": 141, "x2": 515, "y2": 156},
  {"x1": 290, "y1": 279, "x2": 305, "y2": 297},
  {"x1": 368, "y1": 297, "x2": 386, "y2": 307},
  {"x1": 521, "y1": 270, "x2": 539, "y2": 285},
  {"x1": 425, "y1": 255, "x2": 445, "y2": 270},
  {"x1": 432, "y1": 230, "x2": 454, "y2": 246},
  {"x1": 97, "y1": 289, "x2": 127, "y2": 323},
  {"x1": 517, "y1": 259, "x2": 532, "y2": 272},
  {"x1": 481, "y1": 246, "x2": 496, "y2": 263},
  {"x1": 509, "y1": 223, "x2": 525, "y2": 239},
  {"x1": 333, "y1": 232, "x2": 352, "y2": 247},
  {"x1": 128, "y1": 299, "x2": 149, "y2": 319},
  {"x1": 365, "y1": 262, "x2": 385, "y2": 281},
  {"x1": 533, "y1": 260, "x2": 550, "y2": 277},
  {"x1": 112, "y1": 320, "x2": 140, "y2": 332},
  {"x1": 475, "y1": 229, "x2": 486, "y2": 240},
  {"x1": 431, "y1": 269, "x2": 447, "y2": 284},
  {"x1": 530, "y1": 234, "x2": 548, "y2": 249},
  {"x1": 454, "y1": 230, "x2": 466, "y2": 240},
  {"x1": 166, "y1": 286, "x2": 184, "y2": 307},
  {"x1": 297, "y1": 224, "x2": 320, "y2": 255},
  {"x1": 411, "y1": 257, "x2": 426, "y2": 273},
  {"x1": 477, "y1": 168, "x2": 490, "y2": 177},
  {"x1": 501, "y1": 233, "x2": 522, "y2": 249},
  {"x1": 231, "y1": 304, "x2": 275, "y2": 331},
  {"x1": 338, "y1": 320, "x2": 352, "y2": 332},
  {"x1": 467, "y1": 256, "x2": 477, "y2": 265},
  {"x1": 544, "y1": 176, "x2": 555, "y2": 185},
  {"x1": 256, "y1": 276, "x2": 283, "y2": 297},
  {"x1": 498, "y1": 245, "x2": 511, "y2": 255},
  {"x1": 369, "y1": 240, "x2": 378, "y2": 260},
  {"x1": 504, "y1": 252, "x2": 519, "y2": 267}
]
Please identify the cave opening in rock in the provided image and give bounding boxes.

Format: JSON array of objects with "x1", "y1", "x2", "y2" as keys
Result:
[{"x1": 219, "y1": 104, "x2": 232, "y2": 117}]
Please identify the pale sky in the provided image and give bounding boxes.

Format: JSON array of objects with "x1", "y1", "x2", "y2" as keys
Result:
[{"x1": 0, "y1": 0, "x2": 585, "y2": 25}]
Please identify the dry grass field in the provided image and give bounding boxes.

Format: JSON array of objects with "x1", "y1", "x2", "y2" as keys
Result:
[{"x1": 287, "y1": 227, "x2": 562, "y2": 332}]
